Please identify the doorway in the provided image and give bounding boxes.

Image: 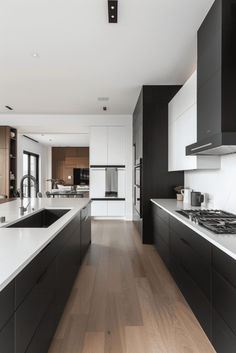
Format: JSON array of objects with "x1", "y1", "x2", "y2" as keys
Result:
[{"x1": 23, "y1": 151, "x2": 39, "y2": 197}]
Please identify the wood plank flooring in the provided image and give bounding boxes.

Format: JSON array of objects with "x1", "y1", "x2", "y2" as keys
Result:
[{"x1": 48, "y1": 220, "x2": 216, "y2": 353}]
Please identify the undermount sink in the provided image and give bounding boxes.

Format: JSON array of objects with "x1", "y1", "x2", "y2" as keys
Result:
[{"x1": 7, "y1": 209, "x2": 70, "y2": 228}]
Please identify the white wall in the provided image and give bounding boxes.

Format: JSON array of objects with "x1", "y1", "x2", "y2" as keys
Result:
[
  {"x1": 185, "y1": 153, "x2": 236, "y2": 212},
  {"x1": 17, "y1": 135, "x2": 50, "y2": 193},
  {"x1": 10, "y1": 114, "x2": 133, "y2": 219}
]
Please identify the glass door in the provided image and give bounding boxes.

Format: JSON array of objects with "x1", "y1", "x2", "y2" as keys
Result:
[{"x1": 23, "y1": 151, "x2": 39, "y2": 197}]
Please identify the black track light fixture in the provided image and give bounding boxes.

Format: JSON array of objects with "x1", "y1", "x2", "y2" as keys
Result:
[{"x1": 108, "y1": 0, "x2": 118, "y2": 23}]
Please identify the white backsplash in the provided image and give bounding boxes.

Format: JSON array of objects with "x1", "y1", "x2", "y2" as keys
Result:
[{"x1": 185, "y1": 153, "x2": 236, "y2": 213}]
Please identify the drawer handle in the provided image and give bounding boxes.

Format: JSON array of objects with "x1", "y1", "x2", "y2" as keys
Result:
[
  {"x1": 180, "y1": 238, "x2": 190, "y2": 247},
  {"x1": 36, "y1": 268, "x2": 48, "y2": 285},
  {"x1": 191, "y1": 143, "x2": 212, "y2": 152}
]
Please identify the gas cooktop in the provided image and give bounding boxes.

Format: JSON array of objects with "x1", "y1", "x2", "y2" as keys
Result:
[{"x1": 176, "y1": 209, "x2": 236, "y2": 234}]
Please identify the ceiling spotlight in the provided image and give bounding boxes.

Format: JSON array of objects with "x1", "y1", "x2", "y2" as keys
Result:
[
  {"x1": 32, "y1": 52, "x2": 40, "y2": 58},
  {"x1": 108, "y1": 0, "x2": 118, "y2": 23}
]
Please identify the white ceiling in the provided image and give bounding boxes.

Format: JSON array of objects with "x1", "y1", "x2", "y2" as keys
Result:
[
  {"x1": 25, "y1": 133, "x2": 90, "y2": 146},
  {"x1": 0, "y1": 0, "x2": 214, "y2": 115}
]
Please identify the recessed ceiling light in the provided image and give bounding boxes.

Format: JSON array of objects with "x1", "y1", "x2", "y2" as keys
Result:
[
  {"x1": 32, "y1": 52, "x2": 40, "y2": 58},
  {"x1": 111, "y1": 6, "x2": 115, "y2": 9}
]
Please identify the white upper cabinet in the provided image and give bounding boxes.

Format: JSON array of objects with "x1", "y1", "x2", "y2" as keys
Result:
[
  {"x1": 107, "y1": 127, "x2": 125, "y2": 165},
  {"x1": 90, "y1": 127, "x2": 108, "y2": 165},
  {"x1": 90, "y1": 126, "x2": 125, "y2": 166},
  {"x1": 168, "y1": 71, "x2": 220, "y2": 171}
]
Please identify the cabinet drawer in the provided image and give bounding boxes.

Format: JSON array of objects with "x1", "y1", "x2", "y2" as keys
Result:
[
  {"x1": 155, "y1": 206, "x2": 169, "y2": 224},
  {"x1": 212, "y1": 246, "x2": 236, "y2": 288},
  {"x1": 15, "y1": 260, "x2": 57, "y2": 353},
  {"x1": 15, "y1": 216, "x2": 78, "y2": 308},
  {"x1": 0, "y1": 317, "x2": 14, "y2": 353},
  {"x1": 155, "y1": 234, "x2": 170, "y2": 269},
  {"x1": 212, "y1": 309, "x2": 236, "y2": 353},
  {"x1": 107, "y1": 201, "x2": 125, "y2": 217},
  {"x1": 25, "y1": 302, "x2": 60, "y2": 353},
  {"x1": 212, "y1": 269, "x2": 236, "y2": 336},
  {"x1": 153, "y1": 213, "x2": 169, "y2": 245},
  {"x1": 170, "y1": 217, "x2": 211, "y2": 263},
  {"x1": 0, "y1": 281, "x2": 14, "y2": 331},
  {"x1": 170, "y1": 227, "x2": 211, "y2": 299},
  {"x1": 171, "y1": 258, "x2": 211, "y2": 338}
]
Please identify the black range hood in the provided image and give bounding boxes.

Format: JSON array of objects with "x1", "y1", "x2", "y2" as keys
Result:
[{"x1": 186, "y1": 0, "x2": 236, "y2": 156}]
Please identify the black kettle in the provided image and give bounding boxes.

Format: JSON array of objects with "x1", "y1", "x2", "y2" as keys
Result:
[{"x1": 191, "y1": 191, "x2": 204, "y2": 207}]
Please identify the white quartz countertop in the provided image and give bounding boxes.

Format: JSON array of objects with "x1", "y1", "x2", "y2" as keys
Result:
[
  {"x1": 0, "y1": 198, "x2": 90, "y2": 292},
  {"x1": 151, "y1": 199, "x2": 236, "y2": 261}
]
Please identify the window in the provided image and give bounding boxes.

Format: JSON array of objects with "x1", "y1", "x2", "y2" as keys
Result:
[{"x1": 23, "y1": 151, "x2": 39, "y2": 197}]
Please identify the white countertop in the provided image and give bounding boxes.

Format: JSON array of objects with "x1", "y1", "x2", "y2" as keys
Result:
[
  {"x1": 151, "y1": 199, "x2": 236, "y2": 261},
  {"x1": 0, "y1": 198, "x2": 90, "y2": 292}
]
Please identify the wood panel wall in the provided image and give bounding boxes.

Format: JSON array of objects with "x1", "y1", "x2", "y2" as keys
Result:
[{"x1": 52, "y1": 147, "x2": 89, "y2": 185}]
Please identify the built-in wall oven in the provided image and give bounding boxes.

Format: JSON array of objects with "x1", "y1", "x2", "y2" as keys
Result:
[{"x1": 134, "y1": 159, "x2": 142, "y2": 217}]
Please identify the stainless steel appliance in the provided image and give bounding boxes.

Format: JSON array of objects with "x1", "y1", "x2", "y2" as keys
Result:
[{"x1": 176, "y1": 209, "x2": 236, "y2": 234}]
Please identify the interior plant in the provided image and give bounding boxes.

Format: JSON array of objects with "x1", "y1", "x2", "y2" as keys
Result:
[{"x1": 174, "y1": 186, "x2": 184, "y2": 201}]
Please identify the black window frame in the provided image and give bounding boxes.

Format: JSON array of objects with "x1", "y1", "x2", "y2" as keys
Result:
[{"x1": 23, "y1": 150, "x2": 39, "y2": 197}]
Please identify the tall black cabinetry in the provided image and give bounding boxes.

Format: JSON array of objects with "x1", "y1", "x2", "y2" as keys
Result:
[{"x1": 133, "y1": 86, "x2": 184, "y2": 244}]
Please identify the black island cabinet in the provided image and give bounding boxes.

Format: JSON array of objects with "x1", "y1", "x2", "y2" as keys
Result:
[
  {"x1": 0, "y1": 202, "x2": 91, "y2": 353},
  {"x1": 152, "y1": 201, "x2": 236, "y2": 353}
]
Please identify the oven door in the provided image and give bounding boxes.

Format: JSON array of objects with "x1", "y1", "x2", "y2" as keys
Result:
[
  {"x1": 135, "y1": 166, "x2": 140, "y2": 187},
  {"x1": 134, "y1": 185, "x2": 141, "y2": 215}
]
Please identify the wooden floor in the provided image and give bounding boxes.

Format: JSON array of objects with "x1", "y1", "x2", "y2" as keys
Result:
[{"x1": 48, "y1": 220, "x2": 216, "y2": 353}]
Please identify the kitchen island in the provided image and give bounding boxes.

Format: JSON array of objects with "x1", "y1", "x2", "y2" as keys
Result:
[{"x1": 0, "y1": 198, "x2": 91, "y2": 353}]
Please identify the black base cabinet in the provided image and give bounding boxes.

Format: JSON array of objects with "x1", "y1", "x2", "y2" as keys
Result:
[
  {"x1": 0, "y1": 318, "x2": 14, "y2": 353},
  {"x1": 152, "y1": 202, "x2": 236, "y2": 353},
  {"x1": 0, "y1": 203, "x2": 91, "y2": 353},
  {"x1": 80, "y1": 203, "x2": 91, "y2": 262}
]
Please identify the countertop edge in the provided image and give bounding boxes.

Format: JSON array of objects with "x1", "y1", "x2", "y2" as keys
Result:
[
  {"x1": 0, "y1": 199, "x2": 91, "y2": 292},
  {"x1": 151, "y1": 199, "x2": 236, "y2": 261}
]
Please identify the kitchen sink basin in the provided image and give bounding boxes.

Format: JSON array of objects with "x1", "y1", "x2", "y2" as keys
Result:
[{"x1": 7, "y1": 209, "x2": 70, "y2": 228}]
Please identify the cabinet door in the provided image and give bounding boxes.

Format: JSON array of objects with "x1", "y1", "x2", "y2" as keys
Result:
[
  {"x1": 81, "y1": 203, "x2": 91, "y2": 262},
  {"x1": 212, "y1": 309, "x2": 236, "y2": 353},
  {"x1": 107, "y1": 201, "x2": 125, "y2": 217},
  {"x1": 107, "y1": 127, "x2": 125, "y2": 165},
  {"x1": 0, "y1": 317, "x2": 14, "y2": 353},
  {"x1": 168, "y1": 72, "x2": 197, "y2": 172},
  {"x1": 212, "y1": 246, "x2": 236, "y2": 341},
  {"x1": 90, "y1": 127, "x2": 107, "y2": 165},
  {"x1": 152, "y1": 205, "x2": 170, "y2": 268},
  {"x1": 0, "y1": 281, "x2": 14, "y2": 332},
  {"x1": 169, "y1": 217, "x2": 212, "y2": 338},
  {"x1": 15, "y1": 261, "x2": 57, "y2": 353},
  {"x1": 91, "y1": 201, "x2": 107, "y2": 217},
  {"x1": 90, "y1": 169, "x2": 106, "y2": 198}
]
